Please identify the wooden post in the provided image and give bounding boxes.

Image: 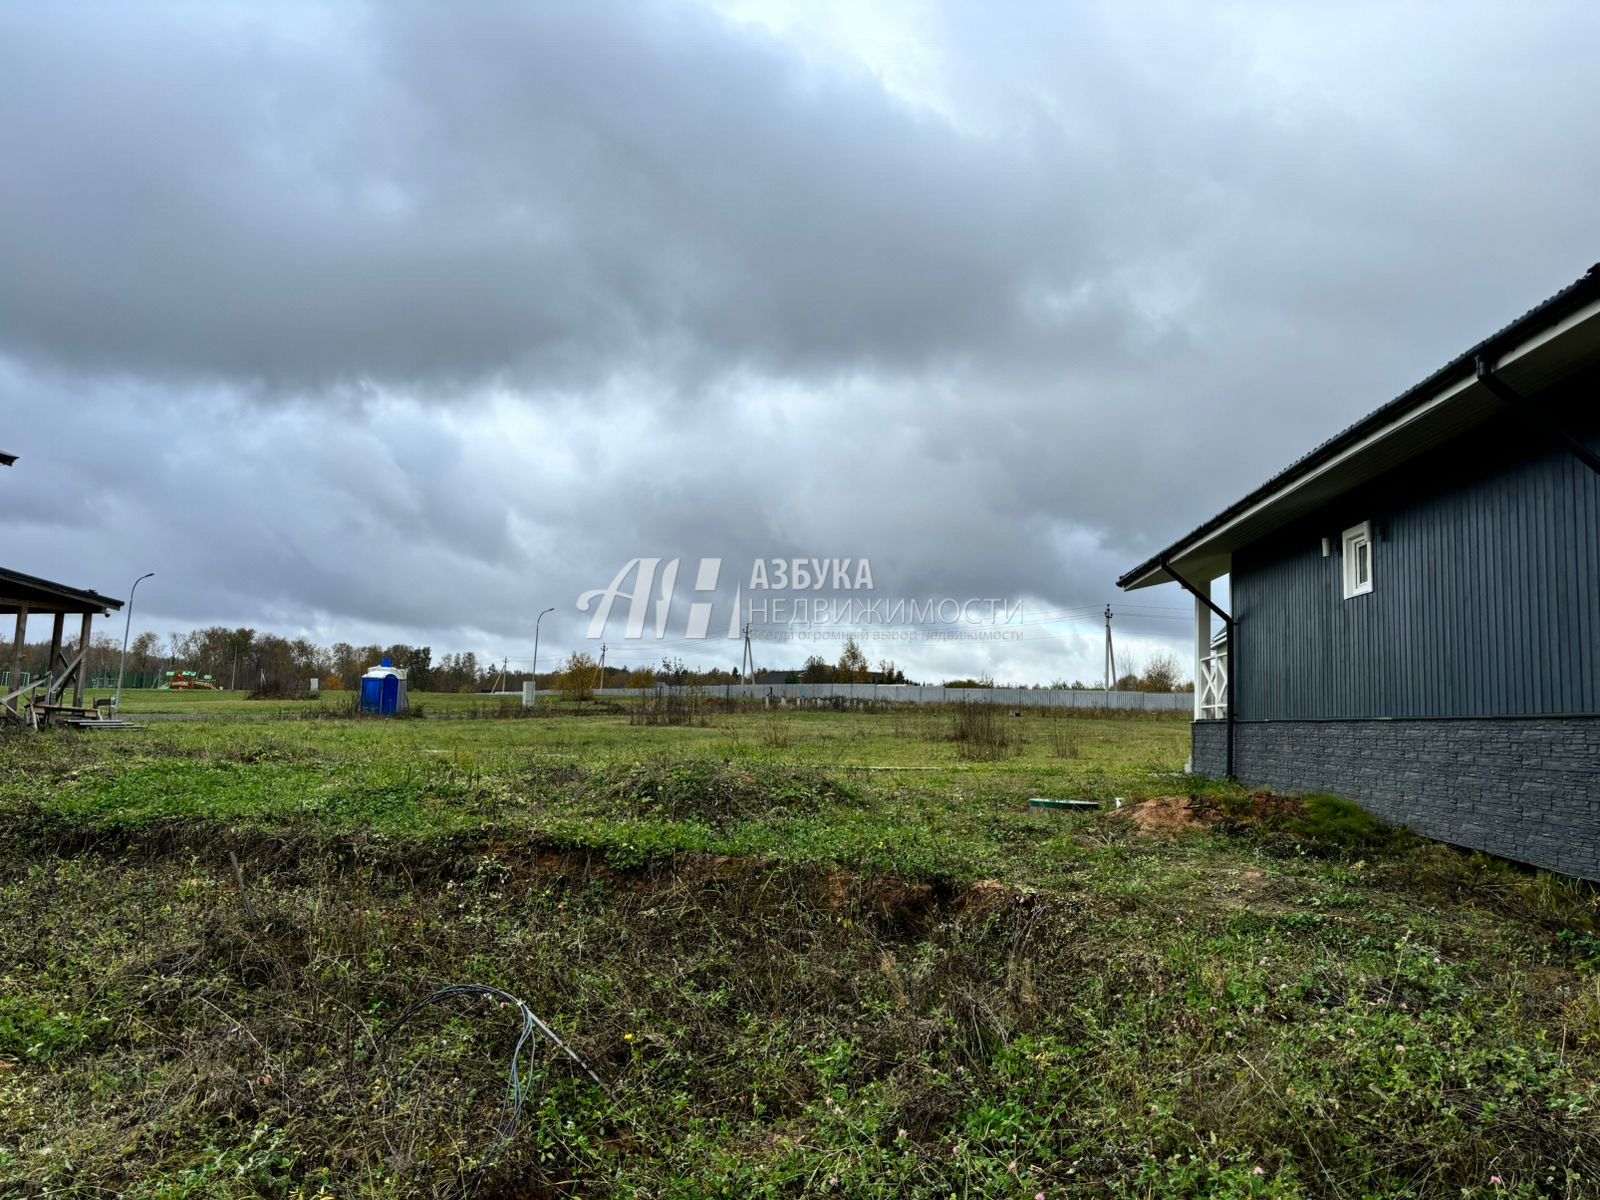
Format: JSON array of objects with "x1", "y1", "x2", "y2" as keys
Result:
[
  {"x1": 8, "y1": 606, "x2": 26, "y2": 721},
  {"x1": 45, "y1": 613, "x2": 65, "y2": 703},
  {"x1": 1192, "y1": 581, "x2": 1211, "y2": 721},
  {"x1": 73, "y1": 612, "x2": 92, "y2": 707}
]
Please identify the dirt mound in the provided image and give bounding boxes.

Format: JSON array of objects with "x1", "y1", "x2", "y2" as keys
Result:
[
  {"x1": 958, "y1": 878, "x2": 1031, "y2": 917},
  {"x1": 1115, "y1": 795, "x2": 1205, "y2": 837},
  {"x1": 598, "y1": 760, "x2": 859, "y2": 825}
]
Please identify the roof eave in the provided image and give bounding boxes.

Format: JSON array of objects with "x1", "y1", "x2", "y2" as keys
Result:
[{"x1": 1118, "y1": 270, "x2": 1600, "y2": 591}]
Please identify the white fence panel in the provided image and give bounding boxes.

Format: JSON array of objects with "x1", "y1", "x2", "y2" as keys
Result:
[{"x1": 584, "y1": 683, "x2": 1191, "y2": 712}]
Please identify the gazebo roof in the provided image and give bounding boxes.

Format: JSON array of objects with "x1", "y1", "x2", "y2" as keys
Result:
[{"x1": 0, "y1": 567, "x2": 124, "y2": 616}]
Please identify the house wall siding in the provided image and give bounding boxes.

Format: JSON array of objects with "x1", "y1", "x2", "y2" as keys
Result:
[
  {"x1": 1231, "y1": 403, "x2": 1600, "y2": 721},
  {"x1": 1191, "y1": 376, "x2": 1600, "y2": 878},
  {"x1": 1192, "y1": 717, "x2": 1600, "y2": 880}
]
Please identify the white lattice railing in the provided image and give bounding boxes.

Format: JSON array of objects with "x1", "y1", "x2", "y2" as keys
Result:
[{"x1": 1198, "y1": 649, "x2": 1228, "y2": 720}]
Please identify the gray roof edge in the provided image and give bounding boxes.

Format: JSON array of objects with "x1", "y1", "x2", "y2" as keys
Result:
[
  {"x1": 0, "y1": 566, "x2": 125, "y2": 612},
  {"x1": 1118, "y1": 263, "x2": 1600, "y2": 589}
]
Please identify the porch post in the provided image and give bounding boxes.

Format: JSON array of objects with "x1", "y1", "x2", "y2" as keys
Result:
[
  {"x1": 1192, "y1": 579, "x2": 1210, "y2": 720},
  {"x1": 10, "y1": 607, "x2": 28, "y2": 685},
  {"x1": 6, "y1": 604, "x2": 27, "y2": 720},
  {"x1": 73, "y1": 613, "x2": 92, "y2": 707},
  {"x1": 45, "y1": 613, "x2": 65, "y2": 702}
]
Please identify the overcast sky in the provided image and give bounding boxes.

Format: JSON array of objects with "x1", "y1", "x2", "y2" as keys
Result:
[{"x1": 4, "y1": 1, "x2": 1597, "y2": 683}]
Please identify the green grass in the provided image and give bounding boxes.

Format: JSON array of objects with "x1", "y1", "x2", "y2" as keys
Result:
[
  {"x1": 13, "y1": 705, "x2": 1186, "y2": 885},
  {"x1": 84, "y1": 686, "x2": 591, "y2": 715},
  {"x1": 2, "y1": 706, "x2": 1598, "y2": 1198}
]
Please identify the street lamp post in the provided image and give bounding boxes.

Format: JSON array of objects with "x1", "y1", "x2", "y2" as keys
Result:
[
  {"x1": 529, "y1": 606, "x2": 555, "y2": 709},
  {"x1": 113, "y1": 572, "x2": 155, "y2": 716}
]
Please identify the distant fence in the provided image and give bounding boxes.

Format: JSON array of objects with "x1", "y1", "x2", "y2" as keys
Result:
[
  {"x1": 87, "y1": 670, "x2": 165, "y2": 689},
  {"x1": 571, "y1": 683, "x2": 1191, "y2": 712},
  {"x1": 0, "y1": 670, "x2": 167, "y2": 690}
]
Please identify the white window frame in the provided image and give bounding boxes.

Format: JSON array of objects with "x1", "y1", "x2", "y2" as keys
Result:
[{"x1": 1341, "y1": 521, "x2": 1373, "y2": 599}]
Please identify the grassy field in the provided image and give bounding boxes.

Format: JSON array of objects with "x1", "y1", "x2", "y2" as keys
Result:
[
  {"x1": 3, "y1": 701, "x2": 1599, "y2": 1199},
  {"x1": 84, "y1": 687, "x2": 560, "y2": 716}
]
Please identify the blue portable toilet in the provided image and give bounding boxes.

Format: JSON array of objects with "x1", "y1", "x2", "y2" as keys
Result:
[{"x1": 359, "y1": 658, "x2": 410, "y2": 715}]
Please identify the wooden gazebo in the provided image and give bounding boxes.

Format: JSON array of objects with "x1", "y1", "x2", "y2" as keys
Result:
[{"x1": 2, "y1": 567, "x2": 124, "y2": 728}]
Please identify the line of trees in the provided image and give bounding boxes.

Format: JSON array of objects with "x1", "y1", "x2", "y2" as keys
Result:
[
  {"x1": 5, "y1": 626, "x2": 1191, "y2": 695},
  {"x1": 144, "y1": 629, "x2": 514, "y2": 695},
  {"x1": 0, "y1": 626, "x2": 509, "y2": 695}
]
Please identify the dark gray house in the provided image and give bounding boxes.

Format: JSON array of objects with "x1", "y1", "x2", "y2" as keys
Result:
[{"x1": 1119, "y1": 265, "x2": 1600, "y2": 879}]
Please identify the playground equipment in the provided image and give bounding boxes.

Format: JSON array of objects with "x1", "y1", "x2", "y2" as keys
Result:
[{"x1": 159, "y1": 670, "x2": 218, "y2": 691}]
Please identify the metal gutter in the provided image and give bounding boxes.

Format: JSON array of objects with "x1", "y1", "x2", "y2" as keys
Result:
[{"x1": 1475, "y1": 355, "x2": 1600, "y2": 478}]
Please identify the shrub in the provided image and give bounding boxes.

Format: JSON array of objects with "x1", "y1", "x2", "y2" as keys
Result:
[{"x1": 948, "y1": 701, "x2": 1011, "y2": 760}]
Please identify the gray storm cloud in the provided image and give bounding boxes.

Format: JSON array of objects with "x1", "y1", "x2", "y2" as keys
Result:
[{"x1": 2, "y1": 1, "x2": 1596, "y2": 681}]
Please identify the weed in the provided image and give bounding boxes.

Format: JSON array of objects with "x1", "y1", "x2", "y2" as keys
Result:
[
  {"x1": 759, "y1": 707, "x2": 792, "y2": 750},
  {"x1": 948, "y1": 702, "x2": 1012, "y2": 760}
]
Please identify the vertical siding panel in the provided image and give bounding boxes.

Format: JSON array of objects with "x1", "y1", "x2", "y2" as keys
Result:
[
  {"x1": 1463, "y1": 481, "x2": 1477, "y2": 717},
  {"x1": 1231, "y1": 410, "x2": 1595, "y2": 725},
  {"x1": 1536, "y1": 457, "x2": 1548, "y2": 713},
  {"x1": 1583, "y1": 440, "x2": 1599, "y2": 710},
  {"x1": 1576, "y1": 452, "x2": 1587, "y2": 710},
  {"x1": 1571, "y1": 451, "x2": 1588, "y2": 712},
  {"x1": 1560, "y1": 453, "x2": 1580, "y2": 712},
  {"x1": 1428, "y1": 492, "x2": 1443, "y2": 716},
  {"x1": 1410, "y1": 505, "x2": 1427, "y2": 718},
  {"x1": 1498, "y1": 465, "x2": 1512, "y2": 716},
  {"x1": 1554, "y1": 456, "x2": 1574, "y2": 713},
  {"x1": 1429, "y1": 496, "x2": 1439, "y2": 715},
  {"x1": 1454, "y1": 482, "x2": 1465, "y2": 716},
  {"x1": 1440, "y1": 483, "x2": 1454, "y2": 716},
  {"x1": 1446, "y1": 492, "x2": 1459, "y2": 720},
  {"x1": 1481, "y1": 469, "x2": 1497, "y2": 716},
  {"x1": 1482, "y1": 473, "x2": 1496, "y2": 717},
  {"x1": 1397, "y1": 504, "x2": 1410, "y2": 717},
  {"x1": 1508, "y1": 463, "x2": 1528, "y2": 715},
  {"x1": 1535, "y1": 460, "x2": 1553, "y2": 713},
  {"x1": 1473, "y1": 473, "x2": 1489, "y2": 717},
  {"x1": 1436, "y1": 489, "x2": 1451, "y2": 716},
  {"x1": 1530, "y1": 460, "x2": 1544, "y2": 712},
  {"x1": 1391, "y1": 506, "x2": 1404, "y2": 720}
]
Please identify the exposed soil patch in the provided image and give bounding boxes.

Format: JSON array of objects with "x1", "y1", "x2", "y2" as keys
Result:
[{"x1": 1114, "y1": 794, "x2": 1205, "y2": 837}]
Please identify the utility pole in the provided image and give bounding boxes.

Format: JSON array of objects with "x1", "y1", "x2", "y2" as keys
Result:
[
  {"x1": 740, "y1": 623, "x2": 755, "y2": 684},
  {"x1": 1103, "y1": 604, "x2": 1116, "y2": 696},
  {"x1": 596, "y1": 643, "x2": 607, "y2": 696}
]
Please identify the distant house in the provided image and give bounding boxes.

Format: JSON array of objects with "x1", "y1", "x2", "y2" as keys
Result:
[{"x1": 1120, "y1": 265, "x2": 1600, "y2": 879}]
